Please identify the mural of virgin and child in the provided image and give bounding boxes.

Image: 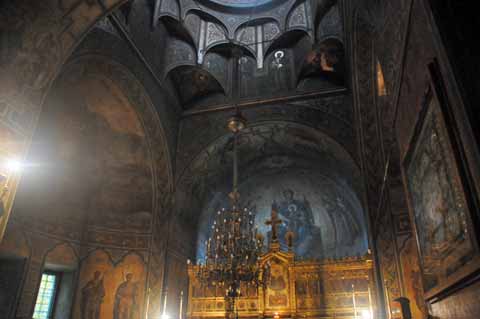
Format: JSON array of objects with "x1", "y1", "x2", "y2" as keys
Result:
[
  {"x1": 269, "y1": 189, "x2": 361, "y2": 258},
  {"x1": 270, "y1": 189, "x2": 323, "y2": 258}
]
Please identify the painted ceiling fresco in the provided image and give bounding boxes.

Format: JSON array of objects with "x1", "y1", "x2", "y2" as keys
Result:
[
  {"x1": 178, "y1": 122, "x2": 362, "y2": 205},
  {"x1": 145, "y1": 0, "x2": 344, "y2": 110}
]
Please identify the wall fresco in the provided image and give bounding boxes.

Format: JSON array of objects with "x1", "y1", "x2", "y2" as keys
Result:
[
  {"x1": 197, "y1": 169, "x2": 368, "y2": 261},
  {"x1": 14, "y1": 72, "x2": 153, "y2": 232},
  {"x1": 74, "y1": 250, "x2": 147, "y2": 319}
]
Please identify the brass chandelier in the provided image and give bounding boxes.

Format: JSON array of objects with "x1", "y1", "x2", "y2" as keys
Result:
[
  {"x1": 192, "y1": 47, "x2": 271, "y2": 319},
  {"x1": 195, "y1": 111, "x2": 266, "y2": 300}
]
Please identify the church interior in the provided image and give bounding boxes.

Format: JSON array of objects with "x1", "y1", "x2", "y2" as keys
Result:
[{"x1": 0, "y1": 1, "x2": 479, "y2": 319}]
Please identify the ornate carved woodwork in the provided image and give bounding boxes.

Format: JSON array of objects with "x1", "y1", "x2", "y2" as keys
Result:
[{"x1": 187, "y1": 249, "x2": 374, "y2": 319}]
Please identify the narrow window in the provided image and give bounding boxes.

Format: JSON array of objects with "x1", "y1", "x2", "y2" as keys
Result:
[
  {"x1": 376, "y1": 60, "x2": 387, "y2": 97},
  {"x1": 33, "y1": 272, "x2": 59, "y2": 319}
]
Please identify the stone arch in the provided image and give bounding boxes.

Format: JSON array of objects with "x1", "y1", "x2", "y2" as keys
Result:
[
  {"x1": 234, "y1": 18, "x2": 282, "y2": 63},
  {"x1": 12, "y1": 55, "x2": 173, "y2": 242},
  {"x1": 286, "y1": 1, "x2": 311, "y2": 34},
  {"x1": 176, "y1": 121, "x2": 365, "y2": 227},
  {"x1": 0, "y1": 0, "x2": 137, "y2": 241},
  {"x1": 43, "y1": 242, "x2": 79, "y2": 270},
  {"x1": 73, "y1": 249, "x2": 114, "y2": 319},
  {"x1": 0, "y1": 223, "x2": 30, "y2": 258},
  {"x1": 315, "y1": 1, "x2": 343, "y2": 42},
  {"x1": 40, "y1": 242, "x2": 80, "y2": 319},
  {"x1": 153, "y1": 0, "x2": 181, "y2": 26},
  {"x1": 184, "y1": 9, "x2": 229, "y2": 47},
  {"x1": 62, "y1": 56, "x2": 173, "y2": 194},
  {"x1": 160, "y1": 15, "x2": 198, "y2": 54},
  {"x1": 178, "y1": 121, "x2": 368, "y2": 260},
  {"x1": 265, "y1": 29, "x2": 312, "y2": 57},
  {"x1": 166, "y1": 65, "x2": 226, "y2": 108}
]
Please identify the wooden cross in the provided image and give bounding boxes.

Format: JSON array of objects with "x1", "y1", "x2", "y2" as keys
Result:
[{"x1": 266, "y1": 208, "x2": 282, "y2": 242}]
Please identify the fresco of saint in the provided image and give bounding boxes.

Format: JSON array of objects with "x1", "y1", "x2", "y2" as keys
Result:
[
  {"x1": 114, "y1": 273, "x2": 138, "y2": 319},
  {"x1": 322, "y1": 195, "x2": 360, "y2": 247},
  {"x1": 81, "y1": 271, "x2": 105, "y2": 319}
]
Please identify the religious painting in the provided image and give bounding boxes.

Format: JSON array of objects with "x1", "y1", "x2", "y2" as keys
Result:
[
  {"x1": 404, "y1": 65, "x2": 480, "y2": 297},
  {"x1": 74, "y1": 251, "x2": 146, "y2": 319},
  {"x1": 197, "y1": 171, "x2": 368, "y2": 262},
  {"x1": 266, "y1": 260, "x2": 289, "y2": 308},
  {"x1": 298, "y1": 38, "x2": 346, "y2": 90},
  {"x1": 18, "y1": 72, "x2": 154, "y2": 233},
  {"x1": 81, "y1": 271, "x2": 106, "y2": 319},
  {"x1": 114, "y1": 273, "x2": 138, "y2": 319},
  {"x1": 187, "y1": 251, "x2": 374, "y2": 318},
  {"x1": 269, "y1": 189, "x2": 323, "y2": 257}
]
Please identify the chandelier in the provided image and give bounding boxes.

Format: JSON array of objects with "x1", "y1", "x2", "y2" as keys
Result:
[{"x1": 194, "y1": 110, "x2": 266, "y2": 303}]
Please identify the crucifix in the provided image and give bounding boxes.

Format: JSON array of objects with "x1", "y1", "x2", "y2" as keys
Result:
[{"x1": 265, "y1": 208, "x2": 282, "y2": 242}]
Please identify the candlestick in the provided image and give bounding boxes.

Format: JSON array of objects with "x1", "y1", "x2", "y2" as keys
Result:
[
  {"x1": 352, "y1": 284, "x2": 357, "y2": 319},
  {"x1": 179, "y1": 291, "x2": 184, "y2": 319},
  {"x1": 384, "y1": 281, "x2": 391, "y2": 319},
  {"x1": 368, "y1": 286, "x2": 373, "y2": 319},
  {"x1": 162, "y1": 287, "x2": 168, "y2": 317},
  {"x1": 145, "y1": 288, "x2": 151, "y2": 319}
]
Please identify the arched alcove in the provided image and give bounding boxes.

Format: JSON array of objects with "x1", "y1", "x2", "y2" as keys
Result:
[
  {"x1": 176, "y1": 121, "x2": 368, "y2": 261},
  {"x1": 13, "y1": 57, "x2": 172, "y2": 236},
  {"x1": 73, "y1": 249, "x2": 114, "y2": 319},
  {"x1": 43, "y1": 243, "x2": 79, "y2": 319},
  {"x1": 167, "y1": 65, "x2": 226, "y2": 109}
]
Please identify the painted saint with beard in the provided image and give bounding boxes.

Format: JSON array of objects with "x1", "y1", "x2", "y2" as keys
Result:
[
  {"x1": 81, "y1": 271, "x2": 105, "y2": 319},
  {"x1": 114, "y1": 273, "x2": 138, "y2": 319}
]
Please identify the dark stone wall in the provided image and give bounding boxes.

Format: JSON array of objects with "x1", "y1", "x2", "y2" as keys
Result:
[
  {"x1": 395, "y1": 1, "x2": 436, "y2": 157},
  {"x1": 368, "y1": 1, "x2": 429, "y2": 316},
  {"x1": 362, "y1": 0, "x2": 480, "y2": 318},
  {"x1": 427, "y1": 0, "x2": 480, "y2": 147}
]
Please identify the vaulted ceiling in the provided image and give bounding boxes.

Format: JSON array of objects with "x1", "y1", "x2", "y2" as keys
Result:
[
  {"x1": 13, "y1": 0, "x2": 359, "y2": 257},
  {"x1": 106, "y1": 0, "x2": 347, "y2": 112}
]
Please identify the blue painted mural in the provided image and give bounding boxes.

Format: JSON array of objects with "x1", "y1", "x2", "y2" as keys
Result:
[{"x1": 196, "y1": 170, "x2": 368, "y2": 261}]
